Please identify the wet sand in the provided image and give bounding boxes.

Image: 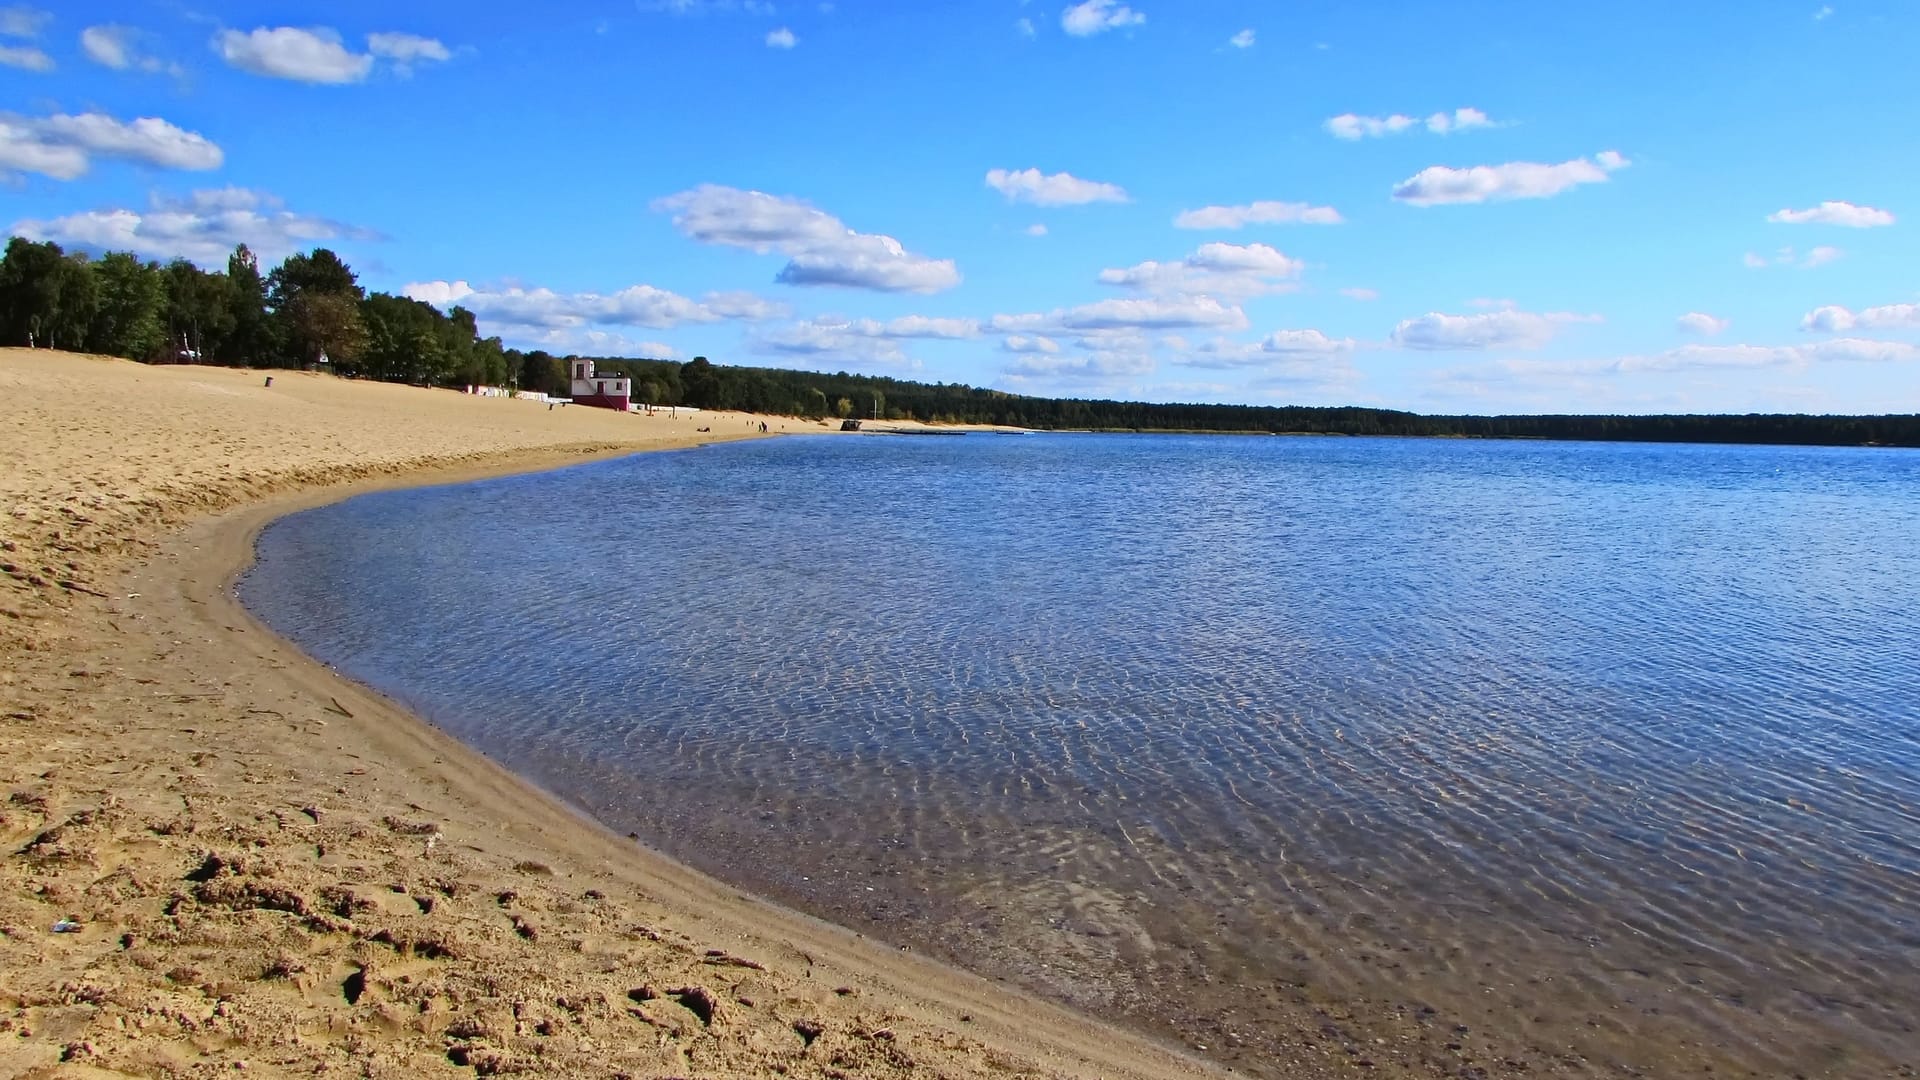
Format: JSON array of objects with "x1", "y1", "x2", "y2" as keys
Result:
[{"x1": 0, "y1": 349, "x2": 1214, "y2": 1078}]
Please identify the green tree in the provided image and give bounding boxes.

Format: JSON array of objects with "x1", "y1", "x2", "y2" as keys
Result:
[
  {"x1": 268, "y1": 248, "x2": 367, "y2": 368},
  {"x1": 84, "y1": 252, "x2": 167, "y2": 360},
  {"x1": 834, "y1": 396, "x2": 853, "y2": 419},
  {"x1": 680, "y1": 355, "x2": 719, "y2": 407},
  {"x1": 163, "y1": 259, "x2": 234, "y2": 361},
  {"x1": 220, "y1": 244, "x2": 276, "y2": 366}
]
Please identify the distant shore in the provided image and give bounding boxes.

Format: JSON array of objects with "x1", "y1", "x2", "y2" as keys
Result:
[{"x1": 0, "y1": 349, "x2": 1212, "y2": 1078}]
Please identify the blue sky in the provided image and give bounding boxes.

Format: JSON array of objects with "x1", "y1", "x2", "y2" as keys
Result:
[{"x1": 5, "y1": 1, "x2": 1918, "y2": 413}]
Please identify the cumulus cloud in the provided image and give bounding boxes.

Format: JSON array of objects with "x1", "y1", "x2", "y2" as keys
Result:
[
  {"x1": 1746, "y1": 245, "x2": 1843, "y2": 270},
  {"x1": 1675, "y1": 312, "x2": 1729, "y2": 336},
  {"x1": 1392, "y1": 151, "x2": 1629, "y2": 206},
  {"x1": 1766, "y1": 200, "x2": 1895, "y2": 227},
  {"x1": 1061, "y1": 0, "x2": 1145, "y2": 36},
  {"x1": 985, "y1": 167, "x2": 1128, "y2": 206},
  {"x1": 0, "y1": 5, "x2": 49, "y2": 39},
  {"x1": 1799, "y1": 301, "x2": 1920, "y2": 333},
  {"x1": 1173, "y1": 200, "x2": 1342, "y2": 229},
  {"x1": 653, "y1": 183, "x2": 960, "y2": 293},
  {"x1": 11, "y1": 188, "x2": 363, "y2": 266},
  {"x1": 0, "y1": 43, "x2": 49, "y2": 70},
  {"x1": 1438, "y1": 338, "x2": 1920, "y2": 394},
  {"x1": 639, "y1": 0, "x2": 777, "y2": 13},
  {"x1": 0, "y1": 111, "x2": 222, "y2": 180},
  {"x1": 367, "y1": 31, "x2": 451, "y2": 74},
  {"x1": 402, "y1": 280, "x2": 786, "y2": 331},
  {"x1": 1392, "y1": 309, "x2": 1601, "y2": 350},
  {"x1": 1005, "y1": 350, "x2": 1154, "y2": 380},
  {"x1": 991, "y1": 295, "x2": 1249, "y2": 334},
  {"x1": 81, "y1": 25, "x2": 181, "y2": 74},
  {"x1": 1228, "y1": 28, "x2": 1254, "y2": 48},
  {"x1": 1174, "y1": 328, "x2": 1357, "y2": 369},
  {"x1": 764, "y1": 26, "x2": 796, "y2": 48},
  {"x1": 752, "y1": 316, "x2": 975, "y2": 368},
  {"x1": 1326, "y1": 107, "x2": 1494, "y2": 140},
  {"x1": 1025, "y1": 223, "x2": 1048, "y2": 237},
  {"x1": 1340, "y1": 287, "x2": 1379, "y2": 301},
  {"x1": 214, "y1": 26, "x2": 450, "y2": 83},
  {"x1": 1098, "y1": 241, "x2": 1303, "y2": 300},
  {"x1": 1002, "y1": 334, "x2": 1061, "y2": 354}
]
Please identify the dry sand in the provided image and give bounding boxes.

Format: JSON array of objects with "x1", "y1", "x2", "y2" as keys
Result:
[{"x1": 0, "y1": 349, "x2": 1216, "y2": 1078}]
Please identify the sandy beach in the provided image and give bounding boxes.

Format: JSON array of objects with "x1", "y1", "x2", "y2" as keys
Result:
[{"x1": 0, "y1": 349, "x2": 1214, "y2": 1079}]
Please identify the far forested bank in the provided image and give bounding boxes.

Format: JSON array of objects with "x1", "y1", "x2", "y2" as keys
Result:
[{"x1": 3, "y1": 238, "x2": 1914, "y2": 448}]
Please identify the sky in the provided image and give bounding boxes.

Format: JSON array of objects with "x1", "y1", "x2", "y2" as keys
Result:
[{"x1": 4, "y1": 1, "x2": 1918, "y2": 414}]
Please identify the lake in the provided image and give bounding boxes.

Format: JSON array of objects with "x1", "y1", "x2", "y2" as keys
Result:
[{"x1": 240, "y1": 434, "x2": 1920, "y2": 1077}]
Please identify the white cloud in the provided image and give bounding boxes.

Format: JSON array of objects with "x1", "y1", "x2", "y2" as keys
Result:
[
  {"x1": 1016, "y1": 17, "x2": 1035, "y2": 37},
  {"x1": 1392, "y1": 309, "x2": 1601, "y2": 350},
  {"x1": 1326, "y1": 113, "x2": 1415, "y2": 140},
  {"x1": 1340, "y1": 287, "x2": 1379, "y2": 301},
  {"x1": 1098, "y1": 241, "x2": 1303, "y2": 300},
  {"x1": 0, "y1": 43, "x2": 48, "y2": 70},
  {"x1": 1766, "y1": 200, "x2": 1895, "y2": 228},
  {"x1": 639, "y1": 0, "x2": 777, "y2": 13},
  {"x1": 1025, "y1": 223, "x2": 1048, "y2": 237},
  {"x1": 367, "y1": 31, "x2": 451, "y2": 75},
  {"x1": 517, "y1": 328, "x2": 679, "y2": 359},
  {"x1": 1061, "y1": 0, "x2": 1145, "y2": 36},
  {"x1": 1799, "y1": 301, "x2": 1920, "y2": 333},
  {"x1": 11, "y1": 188, "x2": 363, "y2": 266},
  {"x1": 0, "y1": 5, "x2": 49, "y2": 38},
  {"x1": 991, "y1": 295, "x2": 1249, "y2": 334},
  {"x1": 214, "y1": 26, "x2": 371, "y2": 83},
  {"x1": 1002, "y1": 334, "x2": 1061, "y2": 354},
  {"x1": 765, "y1": 26, "x2": 796, "y2": 48},
  {"x1": 1426, "y1": 107, "x2": 1494, "y2": 134},
  {"x1": 1174, "y1": 328, "x2": 1357, "y2": 369},
  {"x1": 403, "y1": 280, "x2": 786, "y2": 331},
  {"x1": 985, "y1": 167, "x2": 1128, "y2": 206},
  {"x1": 80, "y1": 25, "x2": 181, "y2": 74},
  {"x1": 653, "y1": 183, "x2": 960, "y2": 293},
  {"x1": 1392, "y1": 151, "x2": 1628, "y2": 206},
  {"x1": 1438, "y1": 338, "x2": 1920, "y2": 389},
  {"x1": 703, "y1": 290, "x2": 788, "y2": 320},
  {"x1": 0, "y1": 111, "x2": 222, "y2": 179},
  {"x1": 1228, "y1": 28, "x2": 1254, "y2": 48},
  {"x1": 1744, "y1": 245, "x2": 1844, "y2": 270},
  {"x1": 1814, "y1": 5, "x2": 1834, "y2": 19},
  {"x1": 214, "y1": 26, "x2": 449, "y2": 83},
  {"x1": 1675, "y1": 312, "x2": 1729, "y2": 336},
  {"x1": 1173, "y1": 200, "x2": 1342, "y2": 229},
  {"x1": 1006, "y1": 350, "x2": 1154, "y2": 380},
  {"x1": 1326, "y1": 107, "x2": 1494, "y2": 140},
  {"x1": 753, "y1": 316, "x2": 972, "y2": 368},
  {"x1": 403, "y1": 280, "x2": 473, "y2": 306}
]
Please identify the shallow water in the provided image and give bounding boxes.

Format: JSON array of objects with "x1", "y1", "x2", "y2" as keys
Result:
[{"x1": 242, "y1": 434, "x2": 1920, "y2": 1075}]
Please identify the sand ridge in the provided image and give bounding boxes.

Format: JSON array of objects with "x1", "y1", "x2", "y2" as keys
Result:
[{"x1": 0, "y1": 350, "x2": 1214, "y2": 1078}]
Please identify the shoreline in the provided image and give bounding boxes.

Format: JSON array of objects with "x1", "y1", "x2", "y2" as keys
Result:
[{"x1": 0, "y1": 351, "x2": 1213, "y2": 1078}]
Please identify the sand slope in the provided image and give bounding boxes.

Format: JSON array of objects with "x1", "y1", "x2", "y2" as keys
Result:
[{"x1": 0, "y1": 350, "x2": 1213, "y2": 1079}]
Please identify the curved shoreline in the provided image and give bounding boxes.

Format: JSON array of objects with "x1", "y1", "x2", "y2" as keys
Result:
[
  {"x1": 0, "y1": 351, "x2": 1215, "y2": 1078},
  {"x1": 200, "y1": 452, "x2": 1220, "y2": 1076}
]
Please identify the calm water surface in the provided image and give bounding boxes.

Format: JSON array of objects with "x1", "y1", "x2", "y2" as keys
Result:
[{"x1": 242, "y1": 435, "x2": 1920, "y2": 1076}]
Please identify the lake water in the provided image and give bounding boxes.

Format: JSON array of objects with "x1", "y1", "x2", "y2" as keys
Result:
[{"x1": 240, "y1": 434, "x2": 1920, "y2": 1076}]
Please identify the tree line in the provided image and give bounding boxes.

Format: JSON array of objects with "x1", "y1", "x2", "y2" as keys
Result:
[{"x1": 2, "y1": 238, "x2": 1914, "y2": 447}]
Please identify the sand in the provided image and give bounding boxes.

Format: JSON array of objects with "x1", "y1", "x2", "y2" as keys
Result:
[{"x1": 0, "y1": 349, "x2": 1216, "y2": 1079}]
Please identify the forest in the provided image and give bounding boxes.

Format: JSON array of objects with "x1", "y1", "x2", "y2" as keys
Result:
[{"x1": 3, "y1": 238, "x2": 1915, "y2": 448}]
